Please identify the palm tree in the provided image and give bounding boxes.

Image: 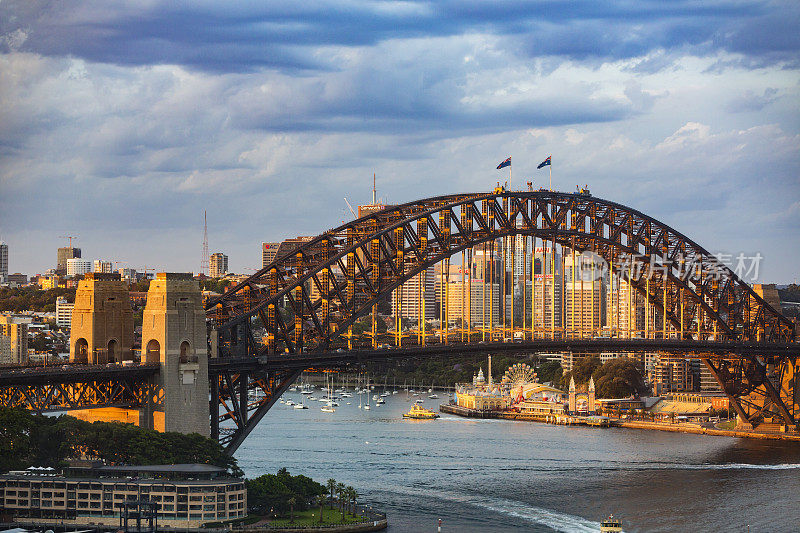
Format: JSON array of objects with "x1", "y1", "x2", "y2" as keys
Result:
[
  {"x1": 326, "y1": 478, "x2": 337, "y2": 502},
  {"x1": 316, "y1": 494, "x2": 325, "y2": 524},
  {"x1": 336, "y1": 483, "x2": 346, "y2": 521},
  {"x1": 288, "y1": 497, "x2": 297, "y2": 523},
  {"x1": 348, "y1": 486, "x2": 358, "y2": 516}
]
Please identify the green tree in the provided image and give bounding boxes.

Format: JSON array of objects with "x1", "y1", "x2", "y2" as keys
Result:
[
  {"x1": 327, "y1": 478, "x2": 337, "y2": 501},
  {"x1": 287, "y1": 496, "x2": 297, "y2": 523},
  {"x1": 591, "y1": 358, "x2": 648, "y2": 398},
  {"x1": 536, "y1": 360, "x2": 562, "y2": 384},
  {"x1": 561, "y1": 355, "x2": 601, "y2": 389}
]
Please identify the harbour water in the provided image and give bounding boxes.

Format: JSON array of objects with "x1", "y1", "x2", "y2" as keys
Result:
[{"x1": 234, "y1": 389, "x2": 800, "y2": 533}]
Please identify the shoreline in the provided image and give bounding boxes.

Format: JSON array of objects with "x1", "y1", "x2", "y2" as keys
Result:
[{"x1": 439, "y1": 404, "x2": 800, "y2": 442}]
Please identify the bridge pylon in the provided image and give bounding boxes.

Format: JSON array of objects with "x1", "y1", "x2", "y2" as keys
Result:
[
  {"x1": 69, "y1": 272, "x2": 133, "y2": 364},
  {"x1": 142, "y1": 273, "x2": 210, "y2": 436}
]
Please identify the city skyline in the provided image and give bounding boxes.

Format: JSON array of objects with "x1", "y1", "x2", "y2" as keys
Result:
[{"x1": 0, "y1": 1, "x2": 798, "y2": 282}]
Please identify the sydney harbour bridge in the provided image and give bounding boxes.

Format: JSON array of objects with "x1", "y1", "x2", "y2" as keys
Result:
[{"x1": 1, "y1": 190, "x2": 797, "y2": 453}]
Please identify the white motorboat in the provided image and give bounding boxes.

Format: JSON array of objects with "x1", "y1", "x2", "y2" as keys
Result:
[
  {"x1": 428, "y1": 394, "x2": 439, "y2": 399},
  {"x1": 321, "y1": 406, "x2": 335, "y2": 413},
  {"x1": 294, "y1": 403, "x2": 308, "y2": 409}
]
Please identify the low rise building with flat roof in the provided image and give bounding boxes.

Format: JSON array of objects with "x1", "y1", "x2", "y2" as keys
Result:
[{"x1": 0, "y1": 463, "x2": 246, "y2": 528}]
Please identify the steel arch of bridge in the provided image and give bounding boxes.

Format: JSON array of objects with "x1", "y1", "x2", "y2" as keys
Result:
[
  {"x1": 209, "y1": 190, "x2": 793, "y2": 348},
  {"x1": 207, "y1": 190, "x2": 798, "y2": 448}
]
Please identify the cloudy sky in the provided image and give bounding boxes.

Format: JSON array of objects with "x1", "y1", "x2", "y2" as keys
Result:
[{"x1": 1, "y1": 0, "x2": 798, "y2": 282}]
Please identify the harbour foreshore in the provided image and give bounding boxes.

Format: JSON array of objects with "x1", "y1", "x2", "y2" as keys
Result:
[{"x1": 440, "y1": 404, "x2": 800, "y2": 441}]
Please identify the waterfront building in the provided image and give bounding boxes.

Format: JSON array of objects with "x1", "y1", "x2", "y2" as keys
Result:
[
  {"x1": 0, "y1": 241, "x2": 7, "y2": 282},
  {"x1": 0, "y1": 463, "x2": 246, "y2": 527},
  {"x1": 93, "y1": 260, "x2": 113, "y2": 273},
  {"x1": 209, "y1": 252, "x2": 228, "y2": 278},
  {"x1": 57, "y1": 246, "x2": 81, "y2": 274},
  {"x1": 55, "y1": 296, "x2": 74, "y2": 329},
  {"x1": 0, "y1": 314, "x2": 28, "y2": 365},
  {"x1": 699, "y1": 362, "x2": 722, "y2": 392},
  {"x1": 66, "y1": 258, "x2": 91, "y2": 277}
]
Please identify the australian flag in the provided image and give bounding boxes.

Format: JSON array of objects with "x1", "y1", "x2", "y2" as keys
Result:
[
  {"x1": 537, "y1": 156, "x2": 551, "y2": 169},
  {"x1": 496, "y1": 157, "x2": 511, "y2": 170}
]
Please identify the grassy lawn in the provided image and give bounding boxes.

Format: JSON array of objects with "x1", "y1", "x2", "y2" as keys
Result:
[
  {"x1": 716, "y1": 420, "x2": 736, "y2": 430},
  {"x1": 269, "y1": 506, "x2": 366, "y2": 527}
]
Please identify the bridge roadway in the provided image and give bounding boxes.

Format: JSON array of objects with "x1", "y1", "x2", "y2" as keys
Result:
[
  {"x1": 210, "y1": 338, "x2": 800, "y2": 372},
  {"x1": 0, "y1": 362, "x2": 161, "y2": 386},
  {"x1": 0, "y1": 339, "x2": 797, "y2": 385}
]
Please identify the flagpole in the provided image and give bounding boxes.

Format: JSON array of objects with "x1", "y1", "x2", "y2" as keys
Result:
[
  {"x1": 549, "y1": 154, "x2": 552, "y2": 191},
  {"x1": 509, "y1": 157, "x2": 512, "y2": 191}
]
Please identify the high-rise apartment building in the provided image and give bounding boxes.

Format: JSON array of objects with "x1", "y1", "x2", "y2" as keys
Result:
[
  {"x1": 93, "y1": 260, "x2": 113, "y2": 273},
  {"x1": 210, "y1": 252, "x2": 229, "y2": 278},
  {"x1": 0, "y1": 315, "x2": 28, "y2": 365},
  {"x1": 391, "y1": 266, "x2": 436, "y2": 322},
  {"x1": 57, "y1": 246, "x2": 81, "y2": 274},
  {"x1": 66, "y1": 258, "x2": 92, "y2": 277},
  {"x1": 440, "y1": 278, "x2": 501, "y2": 327},
  {"x1": 56, "y1": 296, "x2": 74, "y2": 329},
  {"x1": 606, "y1": 277, "x2": 645, "y2": 336},
  {"x1": 0, "y1": 241, "x2": 8, "y2": 282},
  {"x1": 118, "y1": 268, "x2": 137, "y2": 283}
]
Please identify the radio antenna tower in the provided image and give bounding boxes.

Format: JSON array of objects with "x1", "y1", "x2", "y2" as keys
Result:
[{"x1": 201, "y1": 210, "x2": 209, "y2": 276}]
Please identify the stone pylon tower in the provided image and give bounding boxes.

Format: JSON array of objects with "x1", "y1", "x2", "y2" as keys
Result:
[
  {"x1": 588, "y1": 376, "x2": 596, "y2": 413},
  {"x1": 142, "y1": 273, "x2": 210, "y2": 436},
  {"x1": 70, "y1": 273, "x2": 133, "y2": 364},
  {"x1": 569, "y1": 376, "x2": 576, "y2": 413}
]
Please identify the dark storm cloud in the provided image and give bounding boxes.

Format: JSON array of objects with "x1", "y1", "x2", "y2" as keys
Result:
[{"x1": 1, "y1": 1, "x2": 798, "y2": 74}]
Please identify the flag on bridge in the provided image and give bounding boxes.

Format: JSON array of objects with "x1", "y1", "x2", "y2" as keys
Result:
[
  {"x1": 496, "y1": 157, "x2": 511, "y2": 170},
  {"x1": 537, "y1": 156, "x2": 551, "y2": 169}
]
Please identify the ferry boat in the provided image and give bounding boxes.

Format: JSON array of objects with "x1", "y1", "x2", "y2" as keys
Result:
[
  {"x1": 600, "y1": 515, "x2": 622, "y2": 532},
  {"x1": 402, "y1": 405, "x2": 440, "y2": 419}
]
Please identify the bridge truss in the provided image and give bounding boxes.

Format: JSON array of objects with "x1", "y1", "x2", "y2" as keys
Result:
[{"x1": 208, "y1": 190, "x2": 798, "y2": 447}]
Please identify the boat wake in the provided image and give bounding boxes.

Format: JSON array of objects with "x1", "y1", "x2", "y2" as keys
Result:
[{"x1": 387, "y1": 485, "x2": 610, "y2": 533}]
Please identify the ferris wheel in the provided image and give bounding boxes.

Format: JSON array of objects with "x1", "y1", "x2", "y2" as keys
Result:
[{"x1": 501, "y1": 363, "x2": 537, "y2": 390}]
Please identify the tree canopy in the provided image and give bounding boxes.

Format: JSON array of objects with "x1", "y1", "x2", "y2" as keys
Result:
[
  {"x1": 591, "y1": 358, "x2": 648, "y2": 398},
  {"x1": 0, "y1": 407, "x2": 240, "y2": 476},
  {"x1": 246, "y1": 468, "x2": 326, "y2": 516}
]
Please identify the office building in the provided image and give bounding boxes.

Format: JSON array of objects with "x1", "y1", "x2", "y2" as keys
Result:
[
  {"x1": 209, "y1": 253, "x2": 228, "y2": 278},
  {"x1": 93, "y1": 260, "x2": 113, "y2": 273},
  {"x1": 57, "y1": 247, "x2": 81, "y2": 274},
  {"x1": 56, "y1": 296, "x2": 75, "y2": 329},
  {"x1": 261, "y1": 242, "x2": 279, "y2": 268},
  {"x1": 0, "y1": 314, "x2": 28, "y2": 365}
]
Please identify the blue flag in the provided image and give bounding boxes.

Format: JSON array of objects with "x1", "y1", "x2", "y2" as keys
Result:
[
  {"x1": 496, "y1": 157, "x2": 511, "y2": 170},
  {"x1": 537, "y1": 156, "x2": 551, "y2": 169}
]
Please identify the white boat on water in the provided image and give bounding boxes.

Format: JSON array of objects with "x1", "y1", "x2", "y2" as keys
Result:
[
  {"x1": 294, "y1": 403, "x2": 308, "y2": 409},
  {"x1": 392, "y1": 390, "x2": 398, "y2": 394},
  {"x1": 428, "y1": 394, "x2": 439, "y2": 399},
  {"x1": 301, "y1": 389, "x2": 313, "y2": 395},
  {"x1": 363, "y1": 405, "x2": 370, "y2": 410},
  {"x1": 321, "y1": 406, "x2": 335, "y2": 413},
  {"x1": 376, "y1": 398, "x2": 385, "y2": 405},
  {"x1": 380, "y1": 392, "x2": 389, "y2": 397},
  {"x1": 372, "y1": 395, "x2": 379, "y2": 401},
  {"x1": 286, "y1": 400, "x2": 295, "y2": 406}
]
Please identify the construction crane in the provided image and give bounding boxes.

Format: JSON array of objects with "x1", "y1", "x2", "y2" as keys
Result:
[
  {"x1": 343, "y1": 198, "x2": 357, "y2": 218},
  {"x1": 59, "y1": 235, "x2": 78, "y2": 248}
]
